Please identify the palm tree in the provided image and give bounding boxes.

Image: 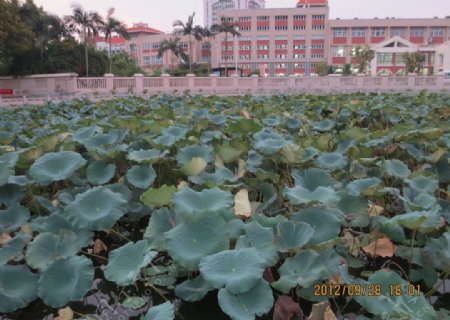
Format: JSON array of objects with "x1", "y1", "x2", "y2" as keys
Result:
[
  {"x1": 353, "y1": 45, "x2": 375, "y2": 74},
  {"x1": 65, "y1": 6, "x2": 104, "y2": 77},
  {"x1": 157, "y1": 37, "x2": 188, "y2": 72},
  {"x1": 211, "y1": 18, "x2": 240, "y2": 76},
  {"x1": 173, "y1": 12, "x2": 203, "y2": 74},
  {"x1": 100, "y1": 8, "x2": 130, "y2": 74},
  {"x1": 201, "y1": 26, "x2": 217, "y2": 75}
]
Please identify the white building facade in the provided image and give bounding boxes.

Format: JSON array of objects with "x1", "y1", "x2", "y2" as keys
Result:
[{"x1": 204, "y1": 0, "x2": 266, "y2": 27}]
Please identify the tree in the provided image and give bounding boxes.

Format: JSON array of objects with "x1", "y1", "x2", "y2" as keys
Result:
[
  {"x1": 111, "y1": 52, "x2": 144, "y2": 76},
  {"x1": 100, "y1": 8, "x2": 130, "y2": 74},
  {"x1": 201, "y1": 26, "x2": 217, "y2": 75},
  {"x1": 211, "y1": 18, "x2": 241, "y2": 76},
  {"x1": 402, "y1": 51, "x2": 426, "y2": 74},
  {"x1": 173, "y1": 12, "x2": 203, "y2": 74},
  {"x1": 157, "y1": 37, "x2": 188, "y2": 72},
  {"x1": 342, "y1": 63, "x2": 352, "y2": 76},
  {"x1": 353, "y1": 45, "x2": 375, "y2": 74},
  {"x1": 65, "y1": 6, "x2": 104, "y2": 77}
]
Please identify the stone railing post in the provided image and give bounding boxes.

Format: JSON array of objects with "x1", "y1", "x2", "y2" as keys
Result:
[
  {"x1": 231, "y1": 74, "x2": 239, "y2": 93},
  {"x1": 209, "y1": 74, "x2": 218, "y2": 93},
  {"x1": 186, "y1": 74, "x2": 195, "y2": 92},
  {"x1": 162, "y1": 73, "x2": 170, "y2": 92},
  {"x1": 356, "y1": 74, "x2": 365, "y2": 91},
  {"x1": 436, "y1": 75, "x2": 444, "y2": 91},
  {"x1": 251, "y1": 74, "x2": 259, "y2": 94},
  {"x1": 104, "y1": 74, "x2": 115, "y2": 94},
  {"x1": 408, "y1": 75, "x2": 416, "y2": 88},
  {"x1": 288, "y1": 74, "x2": 296, "y2": 92},
  {"x1": 67, "y1": 73, "x2": 78, "y2": 95},
  {"x1": 133, "y1": 73, "x2": 144, "y2": 94}
]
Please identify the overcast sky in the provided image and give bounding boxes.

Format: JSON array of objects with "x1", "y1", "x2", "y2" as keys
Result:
[{"x1": 33, "y1": 0, "x2": 450, "y2": 33}]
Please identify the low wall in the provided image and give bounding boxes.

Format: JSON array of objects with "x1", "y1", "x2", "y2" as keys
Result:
[{"x1": 1, "y1": 73, "x2": 449, "y2": 106}]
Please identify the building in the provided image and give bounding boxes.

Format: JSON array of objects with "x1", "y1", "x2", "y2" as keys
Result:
[
  {"x1": 204, "y1": 0, "x2": 265, "y2": 27},
  {"x1": 94, "y1": 35, "x2": 127, "y2": 55}
]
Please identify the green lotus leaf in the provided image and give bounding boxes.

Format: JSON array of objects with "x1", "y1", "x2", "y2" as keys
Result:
[
  {"x1": 199, "y1": 248, "x2": 265, "y2": 294},
  {"x1": 141, "y1": 184, "x2": 177, "y2": 208},
  {"x1": 104, "y1": 240, "x2": 157, "y2": 286},
  {"x1": 346, "y1": 177, "x2": 382, "y2": 196},
  {"x1": 253, "y1": 130, "x2": 290, "y2": 155},
  {"x1": 254, "y1": 183, "x2": 278, "y2": 214},
  {"x1": 405, "y1": 176, "x2": 438, "y2": 193},
  {"x1": 216, "y1": 144, "x2": 243, "y2": 163},
  {"x1": 86, "y1": 161, "x2": 116, "y2": 185},
  {"x1": 65, "y1": 186, "x2": 128, "y2": 231},
  {"x1": 127, "y1": 149, "x2": 166, "y2": 163},
  {"x1": 181, "y1": 157, "x2": 207, "y2": 176},
  {"x1": 25, "y1": 230, "x2": 81, "y2": 270},
  {"x1": 207, "y1": 114, "x2": 227, "y2": 125},
  {"x1": 345, "y1": 127, "x2": 368, "y2": 140},
  {"x1": 29, "y1": 151, "x2": 86, "y2": 185},
  {"x1": 121, "y1": 296, "x2": 147, "y2": 309},
  {"x1": 175, "y1": 275, "x2": 214, "y2": 302},
  {"x1": 277, "y1": 221, "x2": 314, "y2": 250},
  {"x1": 315, "y1": 152, "x2": 347, "y2": 170},
  {"x1": 263, "y1": 115, "x2": 281, "y2": 126},
  {"x1": 172, "y1": 187, "x2": 233, "y2": 216},
  {"x1": 189, "y1": 167, "x2": 236, "y2": 185},
  {"x1": 286, "y1": 118, "x2": 302, "y2": 130},
  {"x1": 127, "y1": 165, "x2": 157, "y2": 189},
  {"x1": 0, "y1": 152, "x2": 18, "y2": 186},
  {"x1": 154, "y1": 126, "x2": 188, "y2": 146},
  {"x1": 272, "y1": 249, "x2": 340, "y2": 293},
  {"x1": 0, "y1": 203, "x2": 30, "y2": 233},
  {"x1": 0, "y1": 131, "x2": 14, "y2": 145},
  {"x1": 0, "y1": 232, "x2": 30, "y2": 265},
  {"x1": 143, "y1": 301, "x2": 175, "y2": 320},
  {"x1": 218, "y1": 279, "x2": 274, "y2": 320},
  {"x1": 228, "y1": 118, "x2": 263, "y2": 134},
  {"x1": 106, "y1": 183, "x2": 132, "y2": 201},
  {"x1": 166, "y1": 211, "x2": 228, "y2": 270},
  {"x1": 436, "y1": 153, "x2": 450, "y2": 183},
  {"x1": 280, "y1": 143, "x2": 302, "y2": 164},
  {"x1": 144, "y1": 208, "x2": 179, "y2": 249},
  {"x1": 284, "y1": 185, "x2": 339, "y2": 205},
  {"x1": 309, "y1": 119, "x2": 335, "y2": 132},
  {"x1": 291, "y1": 168, "x2": 338, "y2": 191},
  {"x1": 336, "y1": 192, "x2": 369, "y2": 227},
  {"x1": 292, "y1": 207, "x2": 343, "y2": 244},
  {"x1": 379, "y1": 159, "x2": 411, "y2": 178},
  {"x1": 0, "y1": 265, "x2": 38, "y2": 313},
  {"x1": 384, "y1": 211, "x2": 442, "y2": 232},
  {"x1": 176, "y1": 144, "x2": 214, "y2": 165},
  {"x1": 236, "y1": 221, "x2": 278, "y2": 267},
  {"x1": 73, "y1": 125, "x2": 102, "y2": 144},
  {"x1": 246, "y1": 150, "x2": 263, "y2": 172},
  {"x1": 38, "y1": 256, "x2": 94, "y2": 308}
]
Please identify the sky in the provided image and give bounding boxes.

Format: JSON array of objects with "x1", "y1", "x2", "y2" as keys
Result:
[{"x1": 33, "y1": 0, "x2": 450, "y2": 33}]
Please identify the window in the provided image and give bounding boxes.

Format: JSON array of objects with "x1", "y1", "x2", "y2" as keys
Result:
[
  {"x1": 312, "y1": 25, "x2": 325, "y2": 30},
  {"x1": 312, "y1": 15, "x2": 325, "y2": 19},
  {"x1": 333, "y1": 28, "x2": 347, "y2": 37},
  {"x1": 179, "y1": 42, "x2": 188, "y2": 49},
  {"x1": 275, "y1": 44, "x2": 288, "y2": 49},
  {"x1": 202, "y1": 56, "x2": 211, "y2": 62},
  {"x1": 312, "y1": 34, "x2": 325, "y2": 39},
  {"x1": 257, "y1": 16, "x2": 269, "y2": 21},
  {"x1": 275, "y1": 15, "x2": 288, "y2": 21},
  {"x1": 130, "y1": 44, "x2": 137, "y2": 51},
  {"x1": 257, "y1": 35, "x2": 269, "y2": 40},
  {"x1": 151, "y1": 56, "x2": 163, "y2": 65},
  {"x1": 222, "y1": 17, "x2": 234, "y2": 22},
  {"x1": 142, "y1": 43, "x2": 151, "y2": 51},
  {"x1": 396, "y1": 54, "x2": 405, "y2": 65},
  {"x1": 293, "y1": 44, "x2": 306, "y2": 49},
  {"x1": 240, "y1": 36, "x2": 252, "y2": 41},
  {"x1": 257, "y1": 26, "x2": 270, "y2": 31},
  {"x1": 275, "y1": 35, "x2": 288, "y2": 40},
  {"x1": 371, "y1": 27, "x2": 385, "y2": 37},
  {"x1": 239, "y1": 45, "x2": 251, "y2": 50},
  {"x1": 202, "y1": 43, "x2": 211, "y2": 49},
  {"x1": 257, "y1": 54, "x2": 269, "y2": 59},
  {"x1": 143, "y1": 56, "x2": 151, "y2": 65},
  {"x1": 390, "y1": 27, "x2": 405, "y2": 37},
  {"x1": 431, "y1": 27, "x2": 444, "y2": 36},
  {"x1": 239, "y1": 16, "x2": 251, "y2": 22},
  {"x1": 239, "y1": 54, "x2": 251, "y2": 60},
  {"x1": 222, "y1": 55, "x2": 233, "y2": 60},
  {"x1": 275, "y1": 25, "x2": 288, "y2": 30},
  {"x1": 275, "y1": 54, "x2": 287, "y2": 59},
  {"x1": 152, "y1": 43, "x2": 161, "y2": 49},
  {"x1": 293, "y1": 25, "x2": 306, "y2": 30},
  {"x1": 293, "y1": 15, "x2": 306, "y2": 20},
  {"x1": 311, "y1": 44, "x2": 324, "y2": 49},
  {"x1": 294, "y1": 63, "x2": 304, "y2": 68},
  {"x1": 410, "y1": 27, "x2": 424, "y2": 36},
  {"x1": 239, "y1": 64, "x2": 251, "y2": 69},
  {"x1": 239, "y1": 26, "x2": 251, "y2": 31},
  {"x1": 377, "y1": 53, "x2": 393, "y2": 65},
  {"x1": 275, "y1": 63, "x2": 286, "y2": 68},
  {"x1": 352, "y1": 27, "x2": 366, "y2": 37},
  {"x1": 293, "y1": 35, "x2": 306, "y2": 40},
  {"x1": 222, "y1": 45, "x2": 233, "y2": 51},
  {"x1": 293, "y1": 53, "x2": 305, "y2": 59},
  {"x1": 257, "y1": 44, "x2": 269, "y2": 50},
  {"x1": 311, "y1": 54, "x2": 324, "y2": 59},
  {"x1": 331, "y1": 46, "x2": 344, "y2": 57}
]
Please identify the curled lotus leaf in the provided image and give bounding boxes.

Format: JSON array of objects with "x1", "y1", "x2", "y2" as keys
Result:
[
  {"x1": 0, "y1": 203, "x2": 30, "y2": 233},
  {"x1": 253, "y1": 130, "x2": 290, "y2": 155},
  {"x1": 315, "y1": 152, "x2": 348, "y2": 170},
  {"x1": 0, "y1": 265, "x2": 38, "y2": 313},
  {"x1": 29, "y1": 151, "x2": 86, "y2": 185},
  {"x1": 172, "y1": 187, "x2": 233, "y2": 216},
  {"x1": 143, "y1": 301, "x2": 175, "y2": 320},
  {"x1": 65, "y1": 186, "x2": 128, "y2": 231},
  {"x1": 199, "y1": 248, "x2": 265, "y2": 294},
  {"x1": 284, "y1": 185, "x2": 339, "y2": 206},
  {"x1": 127, "y1": 149, "x2": 166, "y2": 163},
  {"x1": 175, "y1": 275, "x2": 214, "y2": 302},
  {"x1": 379, "y1": 159, "x2": 411, "y2": 179},
  {"x1": 38, "y1": 256, "x2": 94, "y2": 308},
  {"x1": 176, "y1": 144, "x2": 214, "y2": 165}
]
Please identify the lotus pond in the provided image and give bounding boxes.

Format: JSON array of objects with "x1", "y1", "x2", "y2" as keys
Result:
[{"x1": 0, "y1": 92, "x2": 449, "y2": 320}]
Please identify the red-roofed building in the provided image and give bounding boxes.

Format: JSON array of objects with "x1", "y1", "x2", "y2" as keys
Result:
[
  {"x1": 297, "y1": 0, "x2": 328, "y2": 8},
  {"x1": 127, "y1": 23, "x2": 164, "y2": 37}
]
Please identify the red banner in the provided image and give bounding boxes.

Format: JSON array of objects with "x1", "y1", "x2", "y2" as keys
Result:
[{"x1": 0, "y1": 89, "x2": 13, "y2": 95}]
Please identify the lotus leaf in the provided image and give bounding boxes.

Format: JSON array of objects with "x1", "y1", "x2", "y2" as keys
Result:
[
  {"x1": 218, "y1": 279, "x2": 274, "y2": 320},
  {"x1": 405, "y1": 176, "x2": 438, "y2": 193},
  {"x1": 86, "y1": 161, "x2": 116, "y2": 185},
  {"x1": 104, "y1": 240, "x2": 157, "y2": 286},
  {"x1": 277, "y1": 221, "x2": 314, "y2": 250},
  {"x1": 284, "y1": 185, "x2": 339, "y2": 205},
  {"x1": 127, "y1": 165, "x2": 157, "y2": 189},
  {"x1": 346, "y1": 177, "x2": 382, "y2": 196},
  {"x1": 0, "y1": 265, "x2": 38, "y2": 313},
  {"x1": 141, "y1": 185, "x2": 177, "y2": 208},
  {"x1": 143, "y1": 301, "x2": 175, "y2": 320},
  {"x1": 380, "y1": 159, "x2": 411, "y2": 178},
  {"x1": 176, "y1": 144, "x2": 214, "y2": 165},
  {"x1": 0, "y1": 152, "x2": 18, "y2": 186},
  {"x1": 253, "y1": 130, "x2": 290, "y2": 155},
  {"x1": 181, "y1": 157, "x2": 207, "y2": 176},
  {"x1": 0, "y1": 203, "x2": 30, "y2": 233},
  {"x1": 172, "y1": 187, "x2": 233, "y2": 215},
  {"x1": 315, "y1": 152, "x2": 347, "y2": 170},
  {"x1": 0, "y1": 232, "x2": 29, "y2": 265},
  {"x1": 65, "y1": 186, "x2": 128, "y2": 230},
  {"x1": 127, "y1": 149, "x2": 166, "y2": 163},
  {"x1": 175, "y1": 275, "x2": 214, "y2": 302},
  {"x1": 165, "y1": 211, "x2": 228, "y2": 270},
  {"x1": 144, "y1": 208, "x2": 179, "y2": 249},
  {"x1": 154, "y1": 126, "x2": 188, "y2": 146},
  {"x1": 291, "y1": 168, "x2": 338, "y2": 191},
  {"x1": 29, "y1": 151, "x2": 86, "y2": 184},
  {"x1": 199, "y1": 248, "x2": 265, "y2": 294},
  {"x1": 38, "y1": 256, "x2": 94, "y2": 308}
]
